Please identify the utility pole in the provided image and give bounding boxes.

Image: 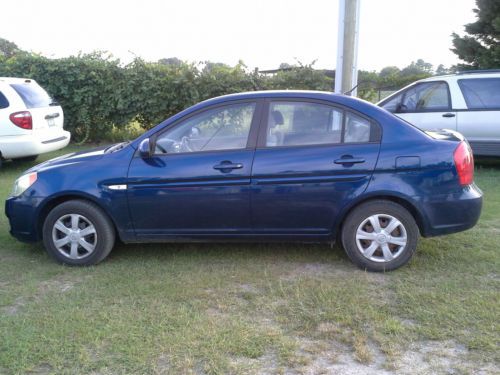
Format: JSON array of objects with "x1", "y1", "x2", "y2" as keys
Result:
[{"x1": 334, "y1": 0, "x2": 361, "y2": 96}]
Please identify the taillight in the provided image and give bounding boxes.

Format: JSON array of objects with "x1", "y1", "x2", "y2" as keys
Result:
[
  {"x1": 9, "y1": 111, "x2": 32, "y2": 130},
  {"x1": 453, "y1": 141, "x2": 474, "y2": 186}
]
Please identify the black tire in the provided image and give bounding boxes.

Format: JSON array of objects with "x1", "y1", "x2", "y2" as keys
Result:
[
  {"x1": 341, "y1": 200, "x2": 419, "y2": 272},
  {"x1": 42, "y1": 200, "x2": 115, "y2": 266},
  {"x1": 14, "y1": 155, "x2": 38, "y2": 162}
]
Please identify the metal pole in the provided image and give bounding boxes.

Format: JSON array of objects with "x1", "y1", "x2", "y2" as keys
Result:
[
  {"x1": 334, "y1": 0, "x2": 345, "y2": 94},
  {"x1": 334, "y1": 0, "x2": 360, "y2": 96}
]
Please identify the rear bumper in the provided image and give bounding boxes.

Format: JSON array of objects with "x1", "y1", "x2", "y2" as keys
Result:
[
  {"x1": 0, "y1": 130, "x2": 71, "y2": 159},
  {"x1": 419, "y1": 183, "x2": 483, "y2": 237}
]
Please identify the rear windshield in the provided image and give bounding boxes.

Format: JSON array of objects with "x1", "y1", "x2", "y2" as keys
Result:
[
  {"x1": 0, "y1": 91, "x2": 8, "y2": 109},
  {"x1": 10, "y1": 82, "x2": 53, "y2": 108}
]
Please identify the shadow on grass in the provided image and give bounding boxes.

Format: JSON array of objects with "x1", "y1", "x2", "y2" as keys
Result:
[{"x1": 105, "y1": 241, "x2": 348, "y2": 265}]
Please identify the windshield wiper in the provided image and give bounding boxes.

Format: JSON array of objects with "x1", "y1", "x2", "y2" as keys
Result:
[{"x1": 105, "y1": 141, "x2": 130, "y2": 153}]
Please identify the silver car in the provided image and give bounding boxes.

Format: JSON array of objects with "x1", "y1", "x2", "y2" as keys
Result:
[{"x1": 377, "y1": 70, "x2": 500, "y2": 156}]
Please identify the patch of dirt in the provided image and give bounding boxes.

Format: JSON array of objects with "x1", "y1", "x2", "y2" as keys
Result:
[
  {"x1": 2, "y1": 296, "x2": 25, "y2": 316},
  {"x1": 153, "y1": 354, "x2": 170, "y2": 374},
  {"x1": 395, "y1": 340, "x2": 498, "y2": 375},
  {"x1": 1, "y1": 275, "x2": 83, "y2": 316},
  {"x1": 234, "y1": 338, "x2": 499, "y2": 375},
  {"x1": 26, "y1": 363, "x2": 52, "y2": 374}
]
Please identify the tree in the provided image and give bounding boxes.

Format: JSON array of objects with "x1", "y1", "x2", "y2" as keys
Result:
[
  {"x1": 158, "y1": 57, "x2": 183, "y2": 66},
  {"x1": 401, "y1": 59, "x2": 434, "y2": 76},
  {"x1": 451, "y1": 0, "x2": 500, "y2": 69},
  {"x1": 0, "y1": 37, "x2": 21, "y2": 58},
  {"x1": 435, "y1": 64, "x2": 450, "y2": 75},
  {"x1": 379, "y1": 66, "x2": 400, "y2": 78}
]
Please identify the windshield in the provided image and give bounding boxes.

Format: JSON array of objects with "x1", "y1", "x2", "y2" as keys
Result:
[{"x1": 10, "y1": 82, "x2": 53, "y2": 108}]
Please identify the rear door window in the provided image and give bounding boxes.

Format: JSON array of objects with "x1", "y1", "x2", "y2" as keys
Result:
[
  {"x1": 400, "y1": 82, "x2": 450, "y2": 112},
  {"x1": 0, "y1": 91, "x2": 9, "y2": 109},
  {"x1": 458, "y1": 78, "x2": 500, "y2": 110},
  {"x1": 263, "y1": 101, "x2": 381, "y2": 147},
  {"x1": 10, "y1": 82, "x2": 53, "y2": 108}
]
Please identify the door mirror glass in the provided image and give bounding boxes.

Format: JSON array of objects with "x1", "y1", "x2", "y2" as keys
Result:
[{"x1": 138, "y1": 138, "x2": 152, "y2": 158}]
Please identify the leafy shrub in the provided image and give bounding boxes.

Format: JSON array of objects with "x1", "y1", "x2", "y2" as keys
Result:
[{"x1": 0, "y1": 51, "x2": 431, "y2": 143}]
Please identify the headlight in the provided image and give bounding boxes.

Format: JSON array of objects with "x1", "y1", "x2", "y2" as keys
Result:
[{"x1": 11, "y1": 172, "x2": 38, "y2": 197}]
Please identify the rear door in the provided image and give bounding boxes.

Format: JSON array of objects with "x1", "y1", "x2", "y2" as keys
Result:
[
  {"x1": 456, "y1": 77, "x2": 500, "y2": 155},
  {"x1": 381, "y1": 81, "x2": 457, "y2": 131},
  {"x1": 250, "y1": 99, "x2": 381, "y2": 236}
]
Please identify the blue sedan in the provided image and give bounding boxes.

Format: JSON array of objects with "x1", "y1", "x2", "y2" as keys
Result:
[{"x1": 5, "y1": 91, "x2": 482, "y2": 271}]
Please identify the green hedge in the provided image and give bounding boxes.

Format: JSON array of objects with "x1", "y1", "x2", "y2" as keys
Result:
[{"x1": 0, "y1": 53, "x2": 428, "y2": 143}]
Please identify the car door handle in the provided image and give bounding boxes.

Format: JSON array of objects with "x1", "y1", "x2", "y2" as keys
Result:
[
  {"x1": 442, "y1": 113, "x2": 455, "y2": 118},
  {"x1": 213, "y1": 162, "x2": 243, "y2": 171},
  {"x1": 334, "y1": 157, "x2": 365, "y2": 165},
  {"x1": 44, "y1": 113, "x2": 60, "y2": 120}
]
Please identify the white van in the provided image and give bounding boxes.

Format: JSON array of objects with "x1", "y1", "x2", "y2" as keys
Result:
[
  {"x1": 0, "y1": 78, "x2": 70, "y2": 166},
  {"x1": 377, "y1": 70, "x2": 500, "y2": 156}
]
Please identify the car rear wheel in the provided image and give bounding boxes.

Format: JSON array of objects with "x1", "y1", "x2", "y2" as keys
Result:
[
  {"x1": 42, "y1": 200, "x2": 115, "y2": 266},
  {"x1": 341, "y1": 200, "x2": 419, "y2": 272}
]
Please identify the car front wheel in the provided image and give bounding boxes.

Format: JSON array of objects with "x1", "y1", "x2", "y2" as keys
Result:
[
  {"x1": 42, "y1": 200, "x2": 115, "y2": 265},
  {"x1": 341, "y1": 200, "x2": 419, "y2": 272}
]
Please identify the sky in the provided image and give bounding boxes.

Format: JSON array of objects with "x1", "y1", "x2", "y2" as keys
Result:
[{"x1": 0, "y1": 0, "x2": 477, "y2": 72}]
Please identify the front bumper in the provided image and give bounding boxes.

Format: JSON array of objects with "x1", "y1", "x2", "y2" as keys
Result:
[
  {"x1": 5, "y1": 195, "x2": 43, "y2": 242},
  {"x1": 419, "y1": 183, "x2": 483, "y2": 237}
]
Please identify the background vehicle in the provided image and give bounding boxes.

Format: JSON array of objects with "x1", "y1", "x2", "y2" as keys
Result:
[
  {"x1": 0, "y1": 78, "x2": 70, "y2": 166},
  {"x1": 377, "y1": 70, "x2": 500, "y2": 156},
  {"x1": 5, "y1": 91, "x2": 482, "y2": 272}
]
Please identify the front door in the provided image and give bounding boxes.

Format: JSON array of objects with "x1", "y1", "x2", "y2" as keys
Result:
[
  {"x1": 127, "y1": 101, "x2": 260, "y2": 239},
  {"x1": 382, "y1": 81, "x2": 457, "y2": 131},
  {"x1": 250, "y1": 100, "x2": 381, "y2": 237}
]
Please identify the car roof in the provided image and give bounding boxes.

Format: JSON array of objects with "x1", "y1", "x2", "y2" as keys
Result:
[
  {"x1": 204, "y1": 90, "x2": 338, "y2": 101},
  {"x1": 197, "y1": 90, "x2": 376, "y2": 111},
  {"x1": 417, "y1": 70, "x2": 500, "y2": 83}
]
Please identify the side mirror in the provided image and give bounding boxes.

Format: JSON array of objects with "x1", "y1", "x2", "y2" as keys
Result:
[{"x1": 138, "y1": 138, "x2": 153, "y2": 158}]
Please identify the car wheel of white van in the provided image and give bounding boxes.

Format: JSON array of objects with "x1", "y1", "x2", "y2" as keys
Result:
[
  {"x1": 42, "y1": 200, "x2": 115, "y2": 266},
  {"x1": 341, "y1": 200, "x2": 419, "y2": 272}
]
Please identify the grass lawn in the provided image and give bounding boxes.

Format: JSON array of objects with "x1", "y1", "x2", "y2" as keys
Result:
[{"x1": 0, "y1": 146, "x2": 498, "y2": 374}]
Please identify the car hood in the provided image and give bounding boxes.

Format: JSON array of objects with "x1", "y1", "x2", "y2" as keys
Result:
[{"x1": 25, "y1": 145, "x2": 109, "y2": 174}]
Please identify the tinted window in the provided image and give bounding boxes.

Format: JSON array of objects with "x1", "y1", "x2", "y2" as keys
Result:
[
  {"x1": 401, "y1": 82, "x2": 450, "y2": 112},
  {"x1": 345, "y1": 112, "x2": 371, "y2": 143},
  {"x1": 458, "y1": 78, "x2": 500, "y2": 109},
  {"x1": 0, "y1": 91, "x2": 9, "y2": 109},
  {"x1": 265, "y1": 102, "x2": 343, "y2": 147},
  {"x1": 155, "y1": 102, "x2": 255, "y2": 154},
  {"x1": 10, "y1": 82, "x2": 53, "y2": 108},
  {"x1": 381, "y1": 92, "x2": 403, "y2": 113},
  {"x1": 264, "y1": 101, "x2": 379, "y2": 147}
]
